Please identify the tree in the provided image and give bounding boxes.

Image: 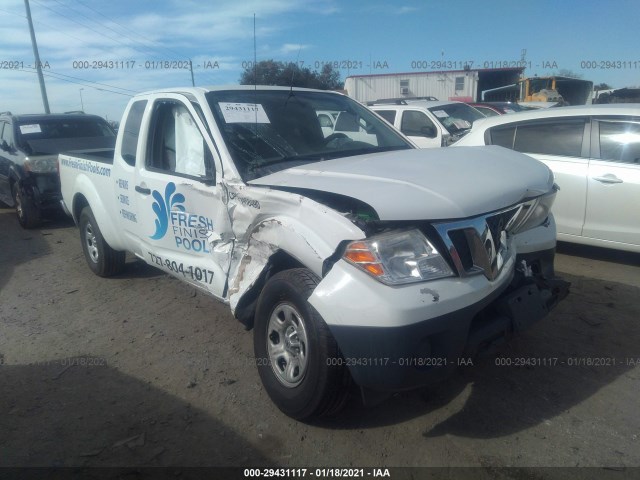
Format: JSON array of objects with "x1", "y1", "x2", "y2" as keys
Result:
[
  {"x1": 594, "y1": 82, "x2": 612, "y2": 90},
  {"x1": 550, "y1": 69, "x2": 583, "y2": 79},
  {"x1": 239, "y1": 60, "x2": 342, "y2": 90}
]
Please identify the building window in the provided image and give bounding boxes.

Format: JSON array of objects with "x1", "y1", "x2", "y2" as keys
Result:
[
  {"x1": 455, "y1": 76, "x2": 465, "y2": 91},
  {"x1": 400, "y1": 79, "x2": 409, "y2": 95}
]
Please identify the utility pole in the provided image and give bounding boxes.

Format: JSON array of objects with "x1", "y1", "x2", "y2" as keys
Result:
[
  {"x1": 79, "y1": 88, "x2": 84, "y2": 111},
  {"x1": 24, "y1": 0, "x2": 50, "y2": 114},
  {"x1": 189, "y1": 59, "x2": 195, "y2": 87}
]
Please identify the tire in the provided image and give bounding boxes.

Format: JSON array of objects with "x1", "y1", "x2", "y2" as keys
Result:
[
  {"x1": 79, "y1": 206, "x2": 126, "y2": 277},
  {"x1": 12, "y1": 183, "x2": 41, "y2": 229},
  {"x1": 254, "y1": 268, "x2": 350, "y2": 420}
]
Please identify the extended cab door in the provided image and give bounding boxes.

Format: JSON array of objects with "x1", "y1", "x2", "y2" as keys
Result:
[
  {"x1": 129, "y1": 95, "x2": 233, "y2": 299},
  {"x1": 582, "y1": 117, "x2": 640, "y2": 248}
]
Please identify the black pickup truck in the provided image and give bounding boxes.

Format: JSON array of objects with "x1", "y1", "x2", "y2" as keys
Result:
[{"x1": 0, "y1": 112, "x2": 115, "y2": 228}]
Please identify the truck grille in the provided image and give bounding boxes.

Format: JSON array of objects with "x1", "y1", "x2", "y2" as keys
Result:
[{"x1": 433, "y1": 206, "x2": 521, "y2": 281}]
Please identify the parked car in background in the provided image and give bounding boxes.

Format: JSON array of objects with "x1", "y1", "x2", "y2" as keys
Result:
[
  {"x1": 0, "y1": 112, "x2": 115, "y2": 228},
  {"x1": 466, "y1": 102, "x2": 526, "y2": 116},
  {"x1": 369, "y1": 100, "x2": 485, "y2": 148},
  {"x1": 454, "y1": 104, "x2": 640, "y2": 253}
]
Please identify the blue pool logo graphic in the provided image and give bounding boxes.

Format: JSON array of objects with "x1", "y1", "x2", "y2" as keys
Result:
[{"x1": 150, "y1": 182, "x2": 185, "y2": 240}]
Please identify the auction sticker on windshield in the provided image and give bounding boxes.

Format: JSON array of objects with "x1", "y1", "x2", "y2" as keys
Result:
[
  {"x1": 19, "y1": 124, "x2": 42, "y2": 134},
  {"x1": 453, "y1": 120, "x2": 471, "y2": 129},
  {"x1": 432, "y1": 110, "x2": 449, "y2": 118},
  {"x1": 219, "y1": 102, "x2": 270, "y2": 123}
]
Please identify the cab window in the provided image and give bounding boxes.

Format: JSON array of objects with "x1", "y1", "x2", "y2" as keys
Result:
[
  {"x1": 1, "y1": 121, "x2": 13, "y2": 147},
  {"x1": 376, "y1": 110, "x2": 396, "y2": 125},
  {"x1": 401, "y1": 111, "x2": 437, "y2": 137},
  {"x1": 121, "y1": 100, "x2": 147, "y2": 166},
  {"x1": 148, "y1": 100, "x2": 213, "y2": 179}
]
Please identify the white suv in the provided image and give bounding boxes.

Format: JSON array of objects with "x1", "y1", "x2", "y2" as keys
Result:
[
  {"x1": 369, "y1": 100, "x2": 485, "y2": 148},
  {"x1": 454, "y1": 104, "x2": 640, "y2": 253}
]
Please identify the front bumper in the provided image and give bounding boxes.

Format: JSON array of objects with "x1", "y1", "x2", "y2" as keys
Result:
[
  {"x1": 21, "y1": 173, "x2": 62, "y2": 211},
  {"x1": 309, "y1": 246, "x2": 568, "y2": 392}
]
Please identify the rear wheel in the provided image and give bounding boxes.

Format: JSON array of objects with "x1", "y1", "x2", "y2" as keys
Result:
[
  {"x1": 12, "y1": 183, "x2": 41, "y2": 229},
  {"x1": 79, "y1": 206, "x2": 125, "y2": 277},
  {"x1": 254, "y1": 268, "x2": 350, "y2": 420}
]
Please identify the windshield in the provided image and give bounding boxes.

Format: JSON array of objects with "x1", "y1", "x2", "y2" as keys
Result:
[
  {"x1": 206, "y1": 90, "x2": 412, "y2": 181},
  {"x1": 428, "y1": 103, "x2": 486, "y2": 136}
]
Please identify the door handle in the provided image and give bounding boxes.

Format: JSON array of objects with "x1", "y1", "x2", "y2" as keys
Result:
[
  {"x1": 592, "y1": 175, "x2": 623, "y2": 184},
  {"x1": 135, "y1": 185, "x2": 151, "y2": 194}
]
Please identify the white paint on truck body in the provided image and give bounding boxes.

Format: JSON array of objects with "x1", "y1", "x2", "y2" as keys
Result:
[{"x1": 59, "y1": 85, "x2": 562, "y2": 370}]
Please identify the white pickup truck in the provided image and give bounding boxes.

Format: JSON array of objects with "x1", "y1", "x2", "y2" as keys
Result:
[{"x1": 59, "y1": 86, "x2": 568, "y2": 419}]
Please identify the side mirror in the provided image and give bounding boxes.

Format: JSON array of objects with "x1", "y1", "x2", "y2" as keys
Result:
[
  {"x1": 199, "y1": 171, "x2": 216, "y2": 186},
  {"x1": 420, "y1": 126, "x2": 437, "y2": 138}
]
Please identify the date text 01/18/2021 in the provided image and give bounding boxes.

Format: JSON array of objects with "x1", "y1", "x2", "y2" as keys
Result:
[
  {"x1": 325, "y1": 357, "x2": 474, "y2": 367},
  {"x1": 243, "y1": 468, "x2": 391, "y2": 478},
  {"x1": 494, "y1": 357, "x2": 640, "y2": 367}
]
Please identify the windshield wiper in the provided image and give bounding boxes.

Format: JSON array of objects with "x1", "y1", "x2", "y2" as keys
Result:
[{"x1": 256, "y1": 151, "x2": 342, "y2": 168}]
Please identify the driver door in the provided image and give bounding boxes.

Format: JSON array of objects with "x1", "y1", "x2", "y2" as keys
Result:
[{"x1": 132, "y1": 95, "x2": 234, "y2": 299}]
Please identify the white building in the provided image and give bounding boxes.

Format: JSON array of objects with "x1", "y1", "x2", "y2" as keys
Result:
[{"x1": 344, "y1": 68, "x2": 523, "y2": 103}]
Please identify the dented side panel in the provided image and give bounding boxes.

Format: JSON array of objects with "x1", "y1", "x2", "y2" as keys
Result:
[
  {"x1": 129, "y1": 175, "x2": 234, "y2": 299},
  {"x1": 118, "y1": 92, "x2": 239, "y2": 300},
  {"x1": 222, "y1": 182, "x2": 366, "y2": 312}
]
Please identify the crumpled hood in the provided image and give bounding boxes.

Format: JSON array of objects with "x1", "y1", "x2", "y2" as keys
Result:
[{"x1": 248, "y1": 146, "x2": 554, "y2": 221}]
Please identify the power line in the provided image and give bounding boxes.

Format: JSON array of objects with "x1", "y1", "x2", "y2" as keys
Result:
[
  {"x1": 52, "y1": 0, "x2": 181, "y2": 62},
  {"x1": 4, "y1": 11, "x2": 156, "y2": 60},
  {"x1": 73, "y1": 0, "x2": 187, "y2": 60},
  {"x1": 34, "y1": 17, "x2": 100, "y2": 45},
  {"x1": 17, "y1": 68, "x2": 134, "y2": 97},
  {"x1": 0, "y1": 7, "x2": 25, "y2": 18},
  {"x1": 45, "y1": 70, "x2": 137, "y2": 93},
  {"x1": 29, "y1": 0, "x2": 168, "y2": 63}
]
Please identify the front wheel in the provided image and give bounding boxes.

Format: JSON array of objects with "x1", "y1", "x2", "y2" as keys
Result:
[
  {"x1": 79, "y1": 206, "x2": 125, "y2": 277},
  {"x1": 254, "y1": 268, "x2": 350, "y2": 420},
  {"x1": 12, "y1": 183, "x2": 41, "y2": 229}
]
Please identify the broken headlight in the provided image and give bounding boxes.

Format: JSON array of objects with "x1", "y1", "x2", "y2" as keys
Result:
[
  {"x1": 343, "y1": 229, "x2": 454, "y2": 285},
  {"x1": 24, "y1": 155, "x2": 58, "y2": 173},
  {"x1": 509, "y1": 185, "x2": 558, "y2": 234}
]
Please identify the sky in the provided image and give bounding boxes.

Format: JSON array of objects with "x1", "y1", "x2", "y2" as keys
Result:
[{"x1": 1, "y1": 0, "x2": 639, "y2": 122}]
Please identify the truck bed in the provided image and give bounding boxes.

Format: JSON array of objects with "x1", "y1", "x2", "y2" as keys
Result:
[
  {"x1": 59, "y1": 148, "x2": 126, "y2": 250},
  {"x1": 61, "y1": 148, "x2": 115, "y2": 164}
]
